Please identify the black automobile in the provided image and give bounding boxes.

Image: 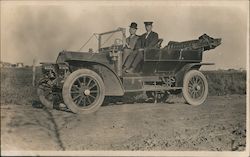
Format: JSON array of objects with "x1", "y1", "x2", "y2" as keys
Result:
[{"x1": 37, "y1": 27, "x2": 221, "y2": 114}]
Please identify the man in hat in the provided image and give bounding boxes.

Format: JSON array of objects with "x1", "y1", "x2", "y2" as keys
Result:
[
  {"x1": 124, "y1": 21, "x2": 159, "y2": 73},
  {"x1": 140, "y1": 22, "x2": 159, "y2": 48},
  {"x1": 123, "y1": 22, "x2": 139, "y2": 64}
]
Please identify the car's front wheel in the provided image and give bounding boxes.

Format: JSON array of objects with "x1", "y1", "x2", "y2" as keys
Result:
[
  {"x1": 62, "y1": 69, "x2": 105, "y2": 114},
  {"x1": 182, "y1": 70, "x2": 208, "y2": 106},
  {"x1": 37, "y1": 79, "x2": 54, "y2": 109}
]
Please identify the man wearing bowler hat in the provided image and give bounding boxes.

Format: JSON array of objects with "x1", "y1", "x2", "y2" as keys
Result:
[
  {"x1": 123, "y1": 22, "x2": 139, "y2": 64},
  {"x1": 124, "y1": 21, "x2": 159, "y2": 73}
]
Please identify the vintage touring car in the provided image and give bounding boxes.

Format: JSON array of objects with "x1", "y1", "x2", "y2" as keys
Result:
[{"x1": 37, "y1": 27, "x2": 221, "y2": 114}]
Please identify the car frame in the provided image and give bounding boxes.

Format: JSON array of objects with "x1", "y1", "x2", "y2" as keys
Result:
[{"x1": 37, "y1": 27, "x2": 221, "y2": 114}]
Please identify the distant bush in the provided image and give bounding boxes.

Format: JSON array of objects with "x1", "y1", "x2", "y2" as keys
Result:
[{"x1": 203, "y1": 70, "x2": 246, "y2": 96}]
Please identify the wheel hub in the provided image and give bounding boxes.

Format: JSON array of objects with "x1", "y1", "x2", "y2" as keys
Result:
[
  {"x1": 195, "y1": 85, "x2": 201, "y2": 91},
  {"x1": 84, "y1": 89, "x2": 91, "y2": 96}
]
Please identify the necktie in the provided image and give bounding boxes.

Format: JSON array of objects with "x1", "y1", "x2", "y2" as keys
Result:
[{"x1": 146, "y1": 32, "x2": 150, "y2": 39}]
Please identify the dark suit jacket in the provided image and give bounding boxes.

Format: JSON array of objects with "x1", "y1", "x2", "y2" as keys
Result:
[
  {"x1": 140, "y1": 31, "x2": 159, "y2": 48},
  {"x1": 126, "y1": 35, "x2": 139, "y2": 50}
]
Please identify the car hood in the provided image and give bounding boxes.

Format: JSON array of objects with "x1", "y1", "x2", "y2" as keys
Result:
[{"x1": 56, "y1": 50, "x2": 110, "y2": 64}]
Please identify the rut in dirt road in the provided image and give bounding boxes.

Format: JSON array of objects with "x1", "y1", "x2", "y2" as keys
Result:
[{"x1": 43, "y1": 108, "x2": 66, "y2": 150}]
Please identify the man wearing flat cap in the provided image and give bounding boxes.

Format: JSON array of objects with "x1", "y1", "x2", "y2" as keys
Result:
[
  {"x1": 124, "y1": 21, "x2": 159, "y2": 73},
  {"x1": 123, "y1": 22, "x2": 139, "y2": 64},
  {"x1": 141, "y1": 22, "x2": 159, "y2": 48}
]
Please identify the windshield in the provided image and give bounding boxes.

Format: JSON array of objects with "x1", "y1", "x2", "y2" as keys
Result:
[
  {"x1": 99, "y1": 28, "x2": 126, "y2": 49},
  {"x1": 77, "y1": 28, "x2": 126, "y2": 53}
]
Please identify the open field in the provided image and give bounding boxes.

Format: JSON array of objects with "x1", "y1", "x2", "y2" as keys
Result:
[{"x1": 0, "y1": 67, "x2": 247, "y2": 151}]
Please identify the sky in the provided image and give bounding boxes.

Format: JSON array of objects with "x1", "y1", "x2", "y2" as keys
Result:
[{"x1": 1, "y1": 1, "x2": 249, "y2": 70}]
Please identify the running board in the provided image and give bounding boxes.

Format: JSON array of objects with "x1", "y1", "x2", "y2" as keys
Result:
[{"x1": 125, "y1": 85, "x2": 182, "y2": 92}]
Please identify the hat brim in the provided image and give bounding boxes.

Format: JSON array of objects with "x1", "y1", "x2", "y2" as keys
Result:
[
  {"x1": 144, "y1": 22, "x2": 153, "y2": 26},
  {"x1": 129, "y1": 26, "x2": 137, "y2": 29}
]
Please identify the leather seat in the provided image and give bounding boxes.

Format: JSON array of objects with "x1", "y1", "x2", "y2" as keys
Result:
[{"x1": 155, "y1": 39, "x2": 163, "y2": 48}]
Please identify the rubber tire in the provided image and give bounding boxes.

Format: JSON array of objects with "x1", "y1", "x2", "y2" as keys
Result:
[
  {"x1": 182, "y1": 70, "x2": 208, "y2": 106},
  {"x1": 62, "y1": 69, "x2": 105, "y2": 114},
  {"x1": 37, "y1": 85, "x2": 53, "y2": 109}
]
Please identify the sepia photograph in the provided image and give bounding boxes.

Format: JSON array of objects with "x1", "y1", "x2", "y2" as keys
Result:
[{"x1": 1, "y1": 0, "x2": 249, "y2": 156}]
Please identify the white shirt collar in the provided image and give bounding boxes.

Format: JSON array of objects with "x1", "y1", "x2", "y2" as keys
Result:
[{"x1": 146, "y1": 31, "x2": 151, "y2": 38}]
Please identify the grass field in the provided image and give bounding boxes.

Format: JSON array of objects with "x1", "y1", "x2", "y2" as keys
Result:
[
  {"x1": 0, "y1": 67, "x2": 246, "y2": 105},
  {"x1": 1, "y1": 68, "x2": 39, "y2": 105}
]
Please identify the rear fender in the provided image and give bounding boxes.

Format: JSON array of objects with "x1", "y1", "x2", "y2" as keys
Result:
[
  {"x1": 66, "y1": 60, "x2": 124, "y2": 96},
  {"x1": 175, "y1": 63, "x2": 214, "y2": 87}
]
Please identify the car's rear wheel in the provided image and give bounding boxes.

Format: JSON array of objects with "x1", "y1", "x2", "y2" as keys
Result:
[
  {"x1": 62, "y1": 69, "x2": 105, "y2": 114},
  {"x1": 182, "y1": 70, "x2": 208, "y2": 106}
]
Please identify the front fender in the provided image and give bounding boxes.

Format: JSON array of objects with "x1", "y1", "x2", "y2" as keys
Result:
[{"x1": 66, "y1": 60, "x2": 125, "y2": 96}]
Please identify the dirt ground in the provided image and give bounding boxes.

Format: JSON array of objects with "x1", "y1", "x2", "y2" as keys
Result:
[{"x1": 1, "y1": 95, "x2": 246, "y2": 151}]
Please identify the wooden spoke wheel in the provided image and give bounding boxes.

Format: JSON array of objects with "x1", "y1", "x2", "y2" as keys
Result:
[
  {"x1": 182, "y1": 70, "x2": 208, "y2": 106},
  {"x1": 62, "y1": 69, "x2": 105, "y2": 114}
]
